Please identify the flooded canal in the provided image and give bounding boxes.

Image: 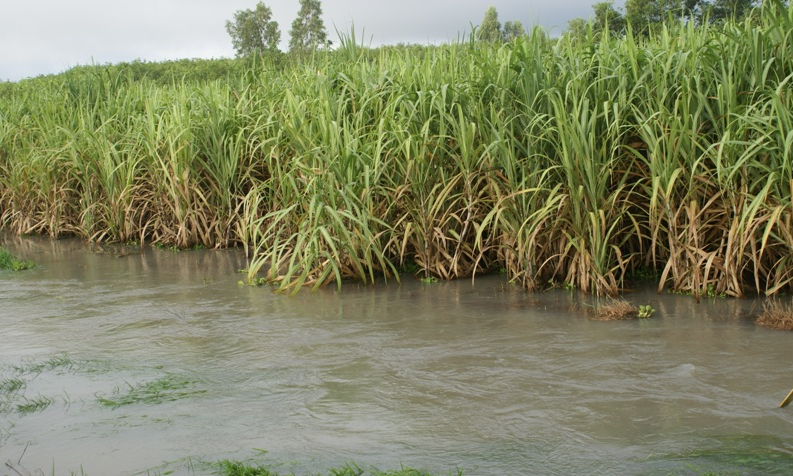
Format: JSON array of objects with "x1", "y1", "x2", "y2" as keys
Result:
[{"x1": 2, "y1": 237, "x2": 793, "y2": 475}]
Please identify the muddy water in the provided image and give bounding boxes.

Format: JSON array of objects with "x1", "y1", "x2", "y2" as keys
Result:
[{"x1": 1, "y1": 237, "x2": 793, "y2": 475}]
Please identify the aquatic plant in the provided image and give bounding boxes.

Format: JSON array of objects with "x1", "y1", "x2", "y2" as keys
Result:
[
  {"x1": 96, "y1": 375, "x2": 206, "y2": 408},
  {"x1": 216, "y1": 459, "x2": 462, "y2": 476},
  {"x1": 0, "y1": 247, "x2": 35, "y2": 271},
  {"x1": 0, "y1": 376, "x2": 25, "y2": 394},
  {"x1": 754, "y1": 298, "x2": 793, "y2": 330},
  {"x1": 587, "y1": 299, "x2": 638, "y2": 321},
  {"x1": 13, "y1": 354, "x2": 75, "y2": 374},
  {"x1": 15, "y1": 394, "x2": 54, "y2": 414},
  {"x1": 637, "y1": 304, "x2": 656, "y2": 318}
]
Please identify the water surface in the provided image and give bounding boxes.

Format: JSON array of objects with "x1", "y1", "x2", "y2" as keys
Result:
[{"x1": 1, "y1": 237, "x2": 792, "y2": 475}]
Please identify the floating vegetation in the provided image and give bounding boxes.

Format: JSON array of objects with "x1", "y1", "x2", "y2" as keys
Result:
[
  {"x1": 96, "y1": 375, "x2": 206, "y2": 408},
  {"x1": 585, "y1": 300, "x2": 657, "y2": 321},
  {"x1": 0, "y1": 247, "x2": 35, "y2": 271},
  {"x1": 587, "y1": 299, "x2": 639, "y2": 321},
  {"x1": 637, "y1": 305, "x2": 656, "y2": 319},
  {"x1": 754, "y1": 299, "x2": 793, "y2": 330}
]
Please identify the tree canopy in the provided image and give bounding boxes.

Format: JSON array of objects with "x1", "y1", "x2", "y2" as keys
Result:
[
  {"x1": 503, "y1": 20, "x2": 527, "y2": 40},
  {"x1": 593, "y1": 1, "x2": 626, "y2": 34},
  {"x1": 289, "y1": 0, "x2": 330, "y2": 53},
  {"x1": 478, "y1": 6, "x2": 503, "y2": 43},
  {"x1": 225, "y1": 2, "x2": 281, "y2": 57},
  {"x1": 567, "y1": 0, "x2": 761, "y2": 38},
  {"x1": 477, "y1": 6, "x2": 527, "y2": 42}
]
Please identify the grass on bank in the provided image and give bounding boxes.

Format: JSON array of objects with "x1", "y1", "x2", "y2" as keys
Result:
[{"x1": 3, "y1": 3, "x2": 793, "y2": 298}]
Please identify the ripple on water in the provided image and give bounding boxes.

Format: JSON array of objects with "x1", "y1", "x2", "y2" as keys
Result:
[{"x1": 2, "y1": 239, "x2": 793, "y2": 474}]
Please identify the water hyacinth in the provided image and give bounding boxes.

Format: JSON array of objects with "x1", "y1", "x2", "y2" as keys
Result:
[{"x1": 1, "y1": 2, "x2": 793, "y2": 297}]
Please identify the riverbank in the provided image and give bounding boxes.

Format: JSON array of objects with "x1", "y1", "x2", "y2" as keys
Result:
[{"x1": 2, "y1": 4, "x2": 793, "y2": 297}]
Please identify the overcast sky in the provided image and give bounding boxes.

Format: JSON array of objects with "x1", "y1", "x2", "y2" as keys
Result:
[{"x1": 1, "y1": 0, "x2": 613, "y2": 82}]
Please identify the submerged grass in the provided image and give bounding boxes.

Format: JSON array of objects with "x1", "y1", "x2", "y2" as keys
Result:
[
  {"x1": 0, "y1": 376, "x2": 25, "y2": 394},
  {"x1": 96, "y1": 375, "x2": 206, "y2": 408},
  {"x1": 0, "y1": 247, "x2": 35, "y2": 271},
  {"x1": 1, "y1": 355, "x2": 75, "y2": 416},
  {"x1": 3, "y1": 3, "x2": 793, "y2": 297},
  {"x1": 1, "y1": 354, "x2": 202, "y2": 419},
  {"x1": 15, "y1": 394, "x2": 55, "y2": 414},
  {"x1": 217, "y1": 460, "x2": 462, "y2": 476},
  {"x1": 12, "y1": 353, "x2": 75, "y2": 375}
]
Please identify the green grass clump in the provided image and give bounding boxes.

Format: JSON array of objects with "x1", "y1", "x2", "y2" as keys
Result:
[
  {"x1": 0, "y1": 247, "x2": 35, "y2": 270},
  {"x1": 216, "y1": 460, "x2": 461, "y2": 476},
  {"x1": 96, "y1": 375, "x2": 206, "y2": 408},
  {"x1": 219, "y1": 460, "x2": 276, "y2": 476}
]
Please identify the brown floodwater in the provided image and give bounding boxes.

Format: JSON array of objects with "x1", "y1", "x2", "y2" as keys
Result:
[{"x1": 1, "y1": 236, "x2": 793, "y2": 475}]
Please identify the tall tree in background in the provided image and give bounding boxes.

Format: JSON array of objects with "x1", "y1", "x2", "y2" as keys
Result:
[
  {"x1": 503, "y1": 20, "x2": 527, "y2": 40},
  {"x1": 566, "y1": 17, "x2": 590, "y2": 40},
  {"x1": 706, "y1": 0, "x2": 757, "y2": 22},
  {"x1": 565, "y1": 0, "x2": 760, "y2": 39},
  {"x1": 625, "y1": 0, "x2": 690, "y2": 34},
  {"x1": 565, "y1": 2, "x2": 625, "y2": 41},
  {"x1": 593, "y1": 1, "x2": 627, "y2": 34},
  {"x1": 289, "y1": 0, "x2": 330, "y2": 53},
  {"x1": 478, "y1": 6, "x2": 503, "y2": 43},
  {"x1": 225, "y1": 2, "x2": 281, "y2": 57}
]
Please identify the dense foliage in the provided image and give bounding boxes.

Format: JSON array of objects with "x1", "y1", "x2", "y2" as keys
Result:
[
  {"x1": 226, "y1": 1, "x2": 281, "y2": 57},
  {"x1": 571, "y1": 0, "x2": 771, "y2": 38},
  {"x1": 1, "y1": 4, "x2": 792, "y2": 298},
  {"x1": 289, "y1": 0, "x2": 331, "y2": 53}
]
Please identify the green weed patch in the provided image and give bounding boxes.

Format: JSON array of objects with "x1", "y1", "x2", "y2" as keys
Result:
[
  {"x1": 216, "y1": 460, "x2": 462, "y2": 476},
  {"x1": 0, "y1": 247, "x2": 35, "y2": 271}
]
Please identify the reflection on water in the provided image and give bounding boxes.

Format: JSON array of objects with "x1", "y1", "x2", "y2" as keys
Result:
[{"x1": 2, "y1": 236, "x2": 793, "y2": 475}]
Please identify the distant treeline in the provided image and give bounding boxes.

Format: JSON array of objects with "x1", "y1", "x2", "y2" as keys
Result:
[
  {"x1": 567, "y1": 0, "x2": 790, "y2": 38},
  {"x1": 0, "y1": 43, "x2": 439, "y2": 91}
]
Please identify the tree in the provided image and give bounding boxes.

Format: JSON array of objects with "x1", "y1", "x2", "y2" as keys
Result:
[
  {"x1": 289, "y1": 0, "x2": 330, "y2": 53},
  {"x1": 625, "y1": 0, "x2": 685, "y2": 35},
  {"x1": 566, "y1": 17, "x2": 590, "y2": 40},
  {"x1": 683, "y1": 0, "x2": 707, "y2": 23},
  {"x1": 478, "y1": 6, "x2": 503, "y2": 43},
  {"x1": 593, "y1": 1, "x2": 626, "y2": 34},
  {"x1": 225, "y1": 2, "x2": 281, "y2": 57},
  {"x1": 503, "y1": 20, "x2": 526, "y2": 41},
  {"x1": 705, "y1": 0, "x2": 757, "y2": 22}
]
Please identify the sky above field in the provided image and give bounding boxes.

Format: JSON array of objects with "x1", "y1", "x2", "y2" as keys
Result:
[{"x1": 0, "y1": 0, "x2": 611, "y2": 82}]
